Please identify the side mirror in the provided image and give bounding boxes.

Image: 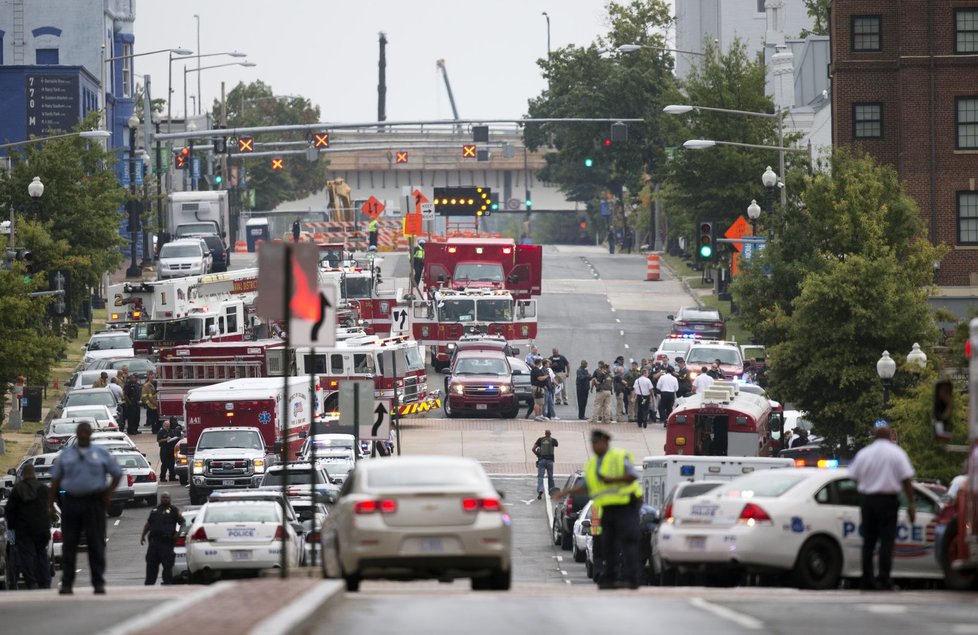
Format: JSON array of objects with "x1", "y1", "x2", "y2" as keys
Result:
[
  {"x1": 6, "y1": 468, "x2": 15, "y2": 475},
  {"x1": 36, "y1": 429, "x2": 44, "y2": 435},
  {"x1": 295, "y1": 451, "x2": 303, "y2": 458},
  {"x1": 666, "y1": 315, "x2": 674, "y2": 321},
  {"x1": 298, "y1": 431, "x2": 308, "y2": 439},
  {"x1": 273, "y1": 442, "x2": 284, "y2": 454},
  {"x1": 581, "y1": 519, "x2": 591, "y2": 529},
  {"x1": 291, "y1": 522, "x2": 305, "y2": 535}
]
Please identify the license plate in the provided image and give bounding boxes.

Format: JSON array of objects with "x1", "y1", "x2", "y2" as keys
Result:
[
  {"x1": 693, "y1": 325, "x2": 705, "y2": 330},
  {"x1": 222, "y1": 480, "x2": 235, "y2": 486},
  {"x1": 231, "y1": 550, "x2": 253, "y2": 561},
  {"x1": 419, "y1": 538, "x2": 444, "y2": 553},
  {"x1": 691, "y1": 504, "x2": 718, "y2": 518},
  {"x1": 476, "y1": 404, "x2": 488, "y2": 410},
  {"x1": 687, "y1": 536, "x2": 706, "y2": 550}
]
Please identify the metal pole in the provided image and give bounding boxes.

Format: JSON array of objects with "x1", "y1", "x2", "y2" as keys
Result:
[
  {"x1": 126, "y1": 127, "x2": 141, "y2": 278},
  {"x1": 99, "y1": 45, "x2": 106, "y2": 130},
  {"x1": 281, "y1": 244, "x2": 291, "y2": 579},
  {"x1": 195, "y1": 14, "x2": 202, "y2": 115},
  {"x1": 183, "y1": 66, "x2": 188, "y2": 121},
  {"x1": 393, "y1": 353, "x2": 401, "y2": 456},
  {"x1": 167, "y1": 52, "x2": 174, "y2": 135},
  {"x1": 777, "y1": 107, "x2": 786, "y2": 220},
  {"x1": 544, "y1": 13, "x2": 551, "y2": 56},
  {"x1": 308, "y1": 351, "x2": 317, "y2": 567},
  {"x1": 155, "y1": 122, "x2": 164, "y2": 252}
]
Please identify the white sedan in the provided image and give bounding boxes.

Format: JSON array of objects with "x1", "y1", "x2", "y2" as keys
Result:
[
  {"x1": 657, "y1": 467, "x2": 942, "y2": 589},
  {"x1": 185, "y1": 500, "x2": 302, "y2": 582},
  {"x1": 571, "y1": 500, "x2": 593, "y2": 564},
  {"x1": 111, "y1": 450, "x2": 159, "y2": 506}
]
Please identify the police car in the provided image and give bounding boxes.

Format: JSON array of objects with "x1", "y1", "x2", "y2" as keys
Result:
[{"x1": 657, "y1": 467, "x2": 941, "y2": 589}]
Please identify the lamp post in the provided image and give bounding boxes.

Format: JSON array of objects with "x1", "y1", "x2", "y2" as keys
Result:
[
  {"x1": 102, "y1": 47, "x2": 192, "y2": 135},
  {"x1": 186, "y1": 120, "x2": 197, "y2": 192},
  {"x1": 747, "y1": 199, "x2": 761, "y2": 236},
  {"x1": 126, "y1": 113, "x2": 142, "y2": 278},
  {"x1": 184, "y1": 60, "x2": 256, "y2": 119},
  {"x1": 140, "y1": 151, "x2": 151, "y2": 266},
  {"x1": 876, "y1": 351, "x2": 897, "y2": 411},
  {"x1": 542, "y1": 12, "x2": 551, "y2": 56},
  {"x1": 167, "y1": 49, "x2": 196, "y2": 134},
  {"x1": 906, "y1": 343, "x2": 928, "y2": 369},
  {"x1": 152, "y1": 112, "x2": 165, "y2": 254},
  {"x1": 762, "y1": 165, "x2": 778, "y2": 235}
]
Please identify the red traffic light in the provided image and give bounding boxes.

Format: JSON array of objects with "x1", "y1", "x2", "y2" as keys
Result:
[
  {"x1": 180, "y1": 147, "x2": 190, "y2": 157},
  {"x1": 700, "y1": 222, "x2": 712, "y2": 233},
  {"x1": 580, "y1": 221, "x2": 588, "y2": 230},
  {"x1": 603, "y1": 138, "x2": 612, "y2": 148}
]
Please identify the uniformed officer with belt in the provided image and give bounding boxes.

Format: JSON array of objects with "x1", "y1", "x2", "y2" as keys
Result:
[
  {"x1": 555, "y1": 429, "x2": 643, "y2": 589},
  {"x1": 140, "y1": 492, "x2": 185, "y2": 585}
]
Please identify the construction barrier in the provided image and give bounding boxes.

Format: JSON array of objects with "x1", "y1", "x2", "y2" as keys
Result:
[
  {"x1": 646, "y1": 252, "x2": 661, "y2": 281},
  {"x1": 234, "y1": 241, "x2": 247, "y2": 254}
]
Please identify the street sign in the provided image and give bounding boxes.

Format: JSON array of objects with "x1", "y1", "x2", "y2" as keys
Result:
[
  {"x1": 237, "y1": 137, "x2": 254, "y2": 153},
  {"x1": 257, "y1": 243, "x2": 338, "y2": 347},
  {"x1": 724, "y1": 215, "x2": 751, "y2": 252},
  {"x1": 191, "y1": 157, "x2": 201, "y2": 179},
  {"x1": 339, "y1": 379, "x2": 375, "y2": 434},
  {"x1": 290, "y1": 283, "x2": 337, "y2": 347},
  {"x1": 271, "y1": 158, "x2": 284, "y2": 171},
  {"x1": 462, "y1": 144, "x2": 477, "y2": 158},
  {"x1": 361, "y1": 196, "x2": 385, "y2": 219},
  {"x1": 390, "y1": 307, "x2": 409, "y2": 334},
  {"x1": 362, "y1": 401, "x2": 392, "y2": 442},
  {"x1": 600, "y1": 200, "x2": 611, "y2": 217},
  {"x1": 403, "y1": 214, "x2": 422, "y2": 236},
  {"x1": 134, "y1": 160, "x2": 144, "y2": 186},
  {"x1": 419, "y1": 201, "x2": 435, "y2": 219},
  {"x1": 506, "y1": 198, "x2": 521, "y2": 211},
  {"x1": 313, "y1": 132, "x2": 330, "y2": 148},
  {"x1": 412, "y1": 188, "x2": 429, "y2": 214},
  {"x1": 395, "y1": 151, "x2": 409, "y2": 164}
]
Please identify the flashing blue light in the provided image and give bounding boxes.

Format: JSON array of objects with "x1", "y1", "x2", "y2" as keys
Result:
[{"x1": 679, "y1": 465, "x2": 695, "y2": 477}]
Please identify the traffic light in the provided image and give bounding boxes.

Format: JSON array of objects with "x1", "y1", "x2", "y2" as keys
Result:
[
  {"x1": 490, "y1": 193, "x2": 499, "y2": 213},
  {"x1": 525, "y1": 190, "x2": 533, "y2": 209},
  {"x1": 433, "y1": 186, "x2": 492, "y2": 216},
  {"x1": 175, "y1": 147, "x2": 190, "y2": 169},
  {"x1": 696, "y1": 220, "x2": 716, "y2": 262},
  {"x1": 584, "y1": 157, "x2": 594, "y2": 168},
  {"x1": 610, "y1": 121, "x2": 628, "y2": 143},
  {"x1": 49, "y1": 269, "x2": 70, "y2": 317},
  {"x1": 213, "y1": 136, "x2": 227, "y2": 154},
  {"x1": 603, "y1": 137, "x2": 612, "y2": 148}
]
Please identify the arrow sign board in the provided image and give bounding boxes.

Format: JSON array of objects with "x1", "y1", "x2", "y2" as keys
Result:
[
  {"x1": 362, "y1": 401, "x2": 392, "y2": 441},
  {"x1": 339, "y1": 379, "x2": 375, "y2": 434},
  {"x1": 390, "y1": 307, "x2": 409, "y2": 335},
  {"x1": 724, "y1": 215, "x2": 751, "y2": 253},
  {"x1": 419, "y1": 201, "x2": 435, "y2": 219}
]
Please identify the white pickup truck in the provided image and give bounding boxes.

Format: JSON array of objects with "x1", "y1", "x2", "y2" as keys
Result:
[{"x1": 189, "y1": 427, "x2": 274, "y2": 505}]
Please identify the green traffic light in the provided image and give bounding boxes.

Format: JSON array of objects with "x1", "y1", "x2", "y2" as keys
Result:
[
  {"x1": 525, "y1": 200, "x2": 532, "y2": 208},
  {"x1": 699, "y1": 245, "x2": 713, "y2": 258},
  {"x1": 584, "y1": 158, "x2": 593, "y2": 167},
  {"x1": 491, "y1": 202, "x2": 499, "y2": 211},
  {"x1": 214, "y1": 175, "x2": 224, "y2": 185}
]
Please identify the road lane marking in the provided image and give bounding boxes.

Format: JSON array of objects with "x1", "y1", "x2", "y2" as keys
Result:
[
  {"x1": 545, "y1": 484, "x2": 555, "y2": 535},
  {"x1": 619, "y1": 330, "x2": 625, "y2": 336},
  {"x1": 624, "y1": 344, "x2": 630, "y2": 349},
  {"x1": 689, "y1": 598, "x2": 764, "y2": 630},
  {"x1": 520, "y1": 498, "x2": 535, "y2": 505},
  {"x1": 864, "y1": 605, "x2": 908, "y2": 615},
  {"x1": 615, "y1": 318, "x2": 621, "y2": 323},
  {"x1": 114, "y1": 520, "x2": 120, "y2": 526}
]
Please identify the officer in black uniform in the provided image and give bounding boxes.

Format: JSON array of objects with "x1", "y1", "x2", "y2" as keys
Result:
[{"x1": 140, "y1": 492, "x2": 185, "y2": 585}]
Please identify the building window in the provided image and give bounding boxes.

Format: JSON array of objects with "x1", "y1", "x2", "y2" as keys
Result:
[
  {"x1": 121, "y1": 43, "x2": 132, "y2": 98},
  {"x1": 956, "y1": 9, "x2": 978, "y2": 53},
  {"x1": 853, "y1": 103, "x2": 883, "y2": 138},
  {"x1": 958, "y1": 192, "x2": 978, "y2": 244},
  {"x1": 36, "y1": 48, "x2": 58, "y2": 65},
  {"x1": 957, "y1": 98, "x2": 978, "y2": 149},
  {"x1": 757, "y1": 0, "x2": 765, "y2": 13},
  {"x1": 851, "y1": 16, "x2": 882, "y2": 51}
]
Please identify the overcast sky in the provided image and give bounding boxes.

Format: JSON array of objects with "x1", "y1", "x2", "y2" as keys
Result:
[{"x1": 134, "y1": 0, "x2": 623, "y2": 123}]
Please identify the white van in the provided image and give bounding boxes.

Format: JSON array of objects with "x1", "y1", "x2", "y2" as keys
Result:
[{"x1": 641, "y1": 455, "x2": 794, "y2": 509}]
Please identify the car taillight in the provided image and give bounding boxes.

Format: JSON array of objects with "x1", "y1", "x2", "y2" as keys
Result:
[
  {"x1": 663, "y1": 502, "x2": 673, "y2": 523},
  {"x1": 273, "y1": 525, "x2": 285, "y2": 541},
  {"x1": 712, "y1": 322, "x2": 724, "y2": 327},
  {"x1": 675, "y1": 321, "x2": 688, "y2": 327},
  {"x1": 794, "y1": 459, "x2": 807, "y2": 467},
  {"x1": 127, "y1": 474, "x2": 134, "y2": 487},
  {"x1": 174, "y1": 536, "x2": 186, "y2": 547},
  {"x1": 306, "y1": 531, "x2": 321, "y2": 544},
  {"x1": 354, "y1": 499, "x2": 398, "y2": 514},
  {"x1": 53, "y1": 530, "x2": 63, "y2": 542},
  {"x1": 462, "y1": 498, "x2": 502, "y2": 512},
  {"x1": 190, "y1": 527, "x2": 208, "y2": 542},
  {"x1": 565, "y1": 495, "x2": 574, "y2": 515},
  {"x1": 148, "y1": 472, "x2": 158, "y2": 482},
  {"x1": 738, "y1": 503, "x2": 773, "y2": 526}
]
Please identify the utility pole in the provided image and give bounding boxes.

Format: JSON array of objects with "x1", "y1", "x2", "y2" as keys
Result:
[{"x1": 377, "y1": 32, "x2": 387, "y2": 130}]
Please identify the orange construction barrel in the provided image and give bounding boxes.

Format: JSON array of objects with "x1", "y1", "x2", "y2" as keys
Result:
[{"x1": 646, "y1": 253, "x2": 661, "y2": 281}]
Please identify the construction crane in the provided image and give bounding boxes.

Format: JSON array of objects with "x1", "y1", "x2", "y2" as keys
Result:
[{"x1": 435, "y1": 59, "x2": 460, "y2": 121}]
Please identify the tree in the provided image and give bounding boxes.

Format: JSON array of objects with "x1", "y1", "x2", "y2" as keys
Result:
[
  {"x1": 659, "y1": 38, "x2": 787, "y2": 244},
  {"x1": 799, "y1": 0, "x2": 831, "y2": 37},
  {"x1": 215, "y1": 81, "x2": 329, "y2": 211},
  {"x1": 524, "y1": 0, "x2": 675, "y2": 236}
]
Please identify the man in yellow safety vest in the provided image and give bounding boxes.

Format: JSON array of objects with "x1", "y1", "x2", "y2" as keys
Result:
[
  {"x1": 556, "y1": 429, "x2": 643, "y2": 589},
  {"x1": 368, "y1": 219, "x2": 379, "y2": 248}
]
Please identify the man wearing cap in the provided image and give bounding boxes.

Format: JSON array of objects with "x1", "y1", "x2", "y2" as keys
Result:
[
  {"x1": 555, "y1": 430, "x2": 643, "y2": 589},
  {"x1": 675, "y1": 357, "x2": 692, "y2": 398},
  {"x1": 140, "y1": 492, "x2": 185, "y2": 585},
  {"x1": 789, "y1": 426, "x2": 810, "y2": 448},
  {"x1": 848, "y1": 426, "x2": 915, "y2": 591}
]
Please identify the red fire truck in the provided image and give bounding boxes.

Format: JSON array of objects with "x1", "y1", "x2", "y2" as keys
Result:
[
  {"x1": 107, "y1": 268, "x2": 259, "y2": 356},
  {"x1": 319, "y1": 255, "x2": 403, "y2": 336},
  {"x1": 665, "y1": 381, "x2": 779, "y2": 457},
  {"x1": 423, "y1": 238, "x2": 542, "y2": 300}
]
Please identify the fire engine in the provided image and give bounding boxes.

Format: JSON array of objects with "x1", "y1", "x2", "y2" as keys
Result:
[
  {"x1": 107, "y1": 268, "x2": 260, "y2": 356},
  {"x1": 412, "y1": 288, "x2": 538, "y2": 372},
  {"x1": 423, "y1": 237, "x2": 542, "y2": 300},
  {"x1": 665, "y1": 382, "x2": 781, "y2": 457},
  {"x1": 318, "y1": 252, "x2": 404, "y2": 336}
]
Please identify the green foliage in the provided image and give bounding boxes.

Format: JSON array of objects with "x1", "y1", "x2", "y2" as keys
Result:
[
  {"x1": 799, "y1": 0, "x2": 831, "y2": 37},
  {"x1": 660, "y1": 38, "x2": 787, "y2": 243},
  {"x1": 217, "y1": 81, "x2": 328, "y2": 211}
]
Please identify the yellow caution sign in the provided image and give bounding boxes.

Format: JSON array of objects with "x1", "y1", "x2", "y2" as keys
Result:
[{"x1": 398, "y1": 398, "x2": 442, "y2": 416}]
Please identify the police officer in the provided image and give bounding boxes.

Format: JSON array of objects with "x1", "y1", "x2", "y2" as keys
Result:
[
  {"x1": 556, "y1": 429, "x2": 643, "y2": 589},
  {"x1": 157, "y1": 417, "x2": 180, "y2": 481},
  {"x1": 368, "y1": 218, "x2": 379, "y2": 248},
  {"x1": 140, "y1": 492, "x2": 185, "y2": 585}
]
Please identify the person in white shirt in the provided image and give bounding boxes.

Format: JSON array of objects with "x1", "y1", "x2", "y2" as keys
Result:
[
  {"x1": 692, "y1": 367, "x2": 714, "y2": 394},
  {"x1": 632, "y1": 369, "x2": 654, "y2": 429},
  {"x1": 655, "y1": 369, "x2": 679, "y2": 424},
  {"x1": 848, "y1": 426, "x2": 916, "y2": 591}
]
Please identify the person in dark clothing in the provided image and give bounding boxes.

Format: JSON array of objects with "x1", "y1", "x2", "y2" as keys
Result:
[
  {"x1": 157, "y1": 418, "x2": 180, "y2": 481},
  {"x1": 548, "y1": 348, "x2": 570, "y2": 405},
  {"x1": 575, "y1": 360, "x2": 591, "y2": 420},
  {"x1": 674, "y1": 358, "x2": 692, "y2": 398},
  {"x1": 5, "y1": 464, "x2": 52, "y2": 589},
  {"x1": 291, "y1": 217, "x2": 301, "y2": 242},
  {"x1": 707, "y1": 359, "x2": 727, "y2": 380},
  {"x1": 530, "y1": 358, "x2": 550, "y2": 421},
  {"x1": 411, "y1": 239, "x2": 426, "y2": 295},
  {"x1": 123, "y1": 374, "x2": 142, "y2": 435},
  {"x1": 140, "y1": 492, "x2": 185, "y2": 585},
  {"x1": 532, "y1": 430, "x2": 559, "y2": 499},
  {"x1": 790, "y1": 427, "x2": 810, "y2": 448}
]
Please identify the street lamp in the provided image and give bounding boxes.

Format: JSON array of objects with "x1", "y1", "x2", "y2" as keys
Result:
[
  {"x1": 906, "y1": 343, "x2": 928, "y2": 369},
  {"x1": 747, "y1": 199, "x2": 761, "y2": 235},
  {"x1": 542, "y1": 12, "x2": 551, "y2": 56},
  {"x1": 184, "y1": 61, "x2": 257, "y2": 119},
  {"x1": 125, "y1": 113, "x2": 142, "y2": 278},
  {"x1": 619, "y1": 44, "x2": 707, "y2": 58},
  {"x1": 762, "y1": 165, "x2": 778, "y2": 231},
  {"x1": 101, "y1": 47, "x2": 193, "y2": 132},
  {"x1": 167, "y1": 51, "x2": 244, "y2": 131},
  {"x1": 877, "y1": 350, "x2": 897, "y2": 410}
]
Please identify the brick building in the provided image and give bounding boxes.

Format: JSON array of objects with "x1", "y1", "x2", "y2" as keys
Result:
[{"x1": 830, "y1": 0, "x2": 978, "y2": 285}]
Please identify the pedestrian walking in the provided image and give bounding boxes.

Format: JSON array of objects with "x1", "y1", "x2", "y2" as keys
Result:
[
  {"x1": 48, "y1": 421, "x2": 122, "y2": 595},
  {"x1": 140, "y1": 492, "x2": 185, "y2": 585},
  {"x1": 532, "y1": 430, "x2": 558, "y2": 500},
  {"x1": 411, "y1": 239, "x2": 425, "y2": 295},
  {"x1": 158, "y1": 417, "x2": 180, "y2": 481},
  {"x1": 549, "y1": 348, "x2": 570, "y2": 405},
  {"x1": 612, "y1": 367, "x2": 628, "y2": 423},
  {"x1": 589, "y1": 362, "x2": 614, "y2": 424},
  {"x1": 632, "y1": 369, "x2": 654, "y2": 429},
  {"x1": 368, "y1": 218, "x2": 379, "y2": 248},
  {"x1": 5, "y1": 464, "x2": 52, "y2": 589},
  {"x1": 849, "y1": 426, "x2": 916, "y2": 591},
  {"x1": 692, "y1": 367, "x2": 714, "y2": 394},
  {"x1": 123, "y1": 374, "x2": 142, "y2": 435},
  {"x1": 530, "y1": 358, "x2": 549, "y2": 421},
  {"x1": 555, "y1": 429, "x2": 643, "y2": 589},
  {"x1": 542, "y1": 359, "x2": 558, "y2": 420},
  {"x1": 291, "y1": 217, "x2": 301, "y2": 242},
  {"x1": 575, "y1": 360, "x2": 591, "y2": 420},
  {"x1": 607, "y1": 226, "x2": 616, "y2": 254},
  {"x1": 656, "y1": 366, "x2": 679, "y2": 424},
  {"x1": 141, "y1": 371, "x2": 159, "y2": 434}
]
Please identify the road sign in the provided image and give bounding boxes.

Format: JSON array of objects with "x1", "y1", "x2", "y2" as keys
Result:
[
  {"x1": 238, "y1": 136, "x2": 254, "y2": 153},
  {"x1": 362, "y1": 401, "x2": 392, "y2": 442},
  {"x1": 412, "y1": 188, "x2": 429, "y2": 213},
  {"x1": 724, "y1": 215, "x2": 751, "y2": 252},
  {"x1": 361, "y1": 196, "x2": 385, "y2": 219},
  {"x1": 600, "y1": 200, "x2": 611, "y2": 217},
  {"x1": 462, "y1": 144, "x2": 477, "y2": 158},
  {"x1": 419, "y1": 201, "x2": 435, "y2": 219},
  {"x1": 395, "y1": 151, "x2": 409, "y2": 164},
  {"x1": 191, "y1": 158, "x2": 201, "y2": 179},
  {"x1": 506, "y1": 198, "x2": 521, "y2": 211},
  {"x1": 257, "y1": 243, "x2": 337, "y2": 348},
  {"x1": 271, "y1": 158, "x2": 284, "y2": 171},
  {"x1": 290, "y1": 283, "x2": 337, "y2": 347},
  {"x1": 339, "y1": 379, "x2": 374, "y2": 434},
  {"x1": 390, "y1": 307, "x2": 409, "y2": 334},
  {"x1": 403, "y1": 214, "x2": 422, "y2": 236},
  {"x1": 313, "y1": 132, "x2": 330, "y2": 148}
]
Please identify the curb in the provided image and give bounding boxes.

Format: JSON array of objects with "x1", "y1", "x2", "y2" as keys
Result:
[
  {"x1": 247, "y1": 580, "x2": 346, "y2": 635},
  {"x1": 658, "y1": 258, "x2": 706, "y2": 308},
  {"x1": 101, "y1": 581, "x2": 234, "y2": 635}
]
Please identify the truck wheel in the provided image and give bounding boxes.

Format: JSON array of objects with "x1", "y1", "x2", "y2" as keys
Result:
[
  {"x1": 942, "y1": 518, "x2": 978, "y2": 591},
  {"x1": 179, "y1": 473, "x2": 188, "y2": 486},
  {"x1": 793, "y1": 536, "x2": 841, "y2": 590},
  {"x1": 107, "y1": 502, "x2": 124, "y2": 518},
  {"x1": 444, "y1": 400, "x2": 458, "y2": 419},
  {"x1": 502, "y1": 407, "x2": 519, "y2": 419}
]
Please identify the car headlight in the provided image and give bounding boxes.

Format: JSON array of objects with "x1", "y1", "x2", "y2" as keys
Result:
[
  {"x1": 451, "y1": 383, "x2": 464, "y2": 395},
  {"x1": 192, "y1": 459, "x2": 204, "y2": 475},
  {"x1": 253, "y1": 458, "x2": 265, "y2": 473},
  {"x1": 499, "y1": 384, "x2": 512, "y2": 393},
  {"x1": 447, "y1": 343, "x2": 457, "y2": 350}
]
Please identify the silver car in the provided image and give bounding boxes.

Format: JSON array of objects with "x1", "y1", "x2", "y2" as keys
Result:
[
  {"x1": 157, "y1": 238, "x2": 212, "y2": 279},
  {"x1": 323, "y1": 456, "x2": 512, "y2": 592}
]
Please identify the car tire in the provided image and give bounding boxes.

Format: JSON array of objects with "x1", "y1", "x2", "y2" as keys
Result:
[
  {"x1": 107, "y1": 503, "x2": 124, "y2": 518},
  {"x1": 502, "y1": 407, "x2": 519, "y2": 419},
  {"x1": 572, "y1": 541, "x2": 586, "y2": 563},
  {"x1": 344, "y1": 573, "x2": 361, "y2": 592},
  {"x1": 585, "y1": 557, "x2": 593, "y2": 579},
  {"x1": 793, "y1": 536, "x2": 842, "y2": 590},
  {"x1": 147, "y1": 495, "x2": 158, "y2": 507},
  {"x1": 552, "y1": 519, "x2": 562, "y2": 546},
  {"x1": 942, "y1": 518, "x2": 978, "y2": 591},
  {"x1": 560, "y1": 526, "x2": 573, "y2": 551},
  {"x1": 444, "y1": 400, "x2": 458, "y2": 419}
]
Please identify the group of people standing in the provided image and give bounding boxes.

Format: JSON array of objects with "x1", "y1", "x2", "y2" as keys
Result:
[
  {"x1": 92, "y1": 367, "x2": 160, "y2": 435},
  {"x1": 525, "y1": 345, "x2": 570, "y2": 421}
]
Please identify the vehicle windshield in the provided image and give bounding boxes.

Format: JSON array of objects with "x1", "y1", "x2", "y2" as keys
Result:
[
  {"x1": 508, "y1": 358, "x2": 530, "y2": 374},
  {"x1": 310, "y1": 437, "x2": 354, "y2": 450},
  {"x1": 680, "y1": 309, "x2": 721, "y2": 321},
  {"x1": 115, "y1": 454, "x2": 150, "y2": 469},
  {"x1": 107, "y1": 358, "x2": 154, "y2": 373},
  {"x1": 677, "y1": 482, "x2": 724, "y2": 499},
  {"x1": 196, "y1": 430, "x2": 264, "y2": 451},
  {"x1": 88, "y1": 335, "x2": 133, "y2": 351},
  {"x1": 454, "y1": 357, "x2": 509, "y2": 376},
  {"x1": 324, "y1": 462, "x2": 353, "y2": 477},
  {"x1": 204, "y1": 504, "x2": 280, "y2": 523},
  {"x1": 65, "y1": 393, "x2": 116, "y2": 408},
  {"x1": 342, "y1": 275, "x2": 372, "y2": 299},
  {"x1": 134, "y1": 319, "x2": 203, "y2": 342},
  {"x1": 454, "y1": 263, "x2": 505, "y2": 283},
  {"x1": 437, "y1": 299, "x2": 476, "y2": 323},
  {"x1": 160, "y1": 244, "x2": 202, "y2": 259},
  {"x1": 659, "y1": 340, "x2": 692, "y2": 353},
  {"x1": 686, "y1": 347, "x2": 742, "y2": 366},
  {"x1": 176, "y1": 223, "x2": 218, "y2": 237},
  {"x1": 50, "y1": 422, "x2": 81, "y2": 435},
  {"x1": 365, "y1": 464, "x2": 486, "y2": 489},
  {"x1": 715, "y1": 471, "x2": 808, "y2": 498},
  {"x1": 261, "y1": 469, "x2": 325, "y2": 486},
  {"x1": 377, "y1": 346, "x2": 426, "y2": 375},
  {"x1": 64, "y1": 407, "x2": 109, "y2": 420},
  {"x1": 477, "y1": 298, "x2": 512, "y2": 322}
]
